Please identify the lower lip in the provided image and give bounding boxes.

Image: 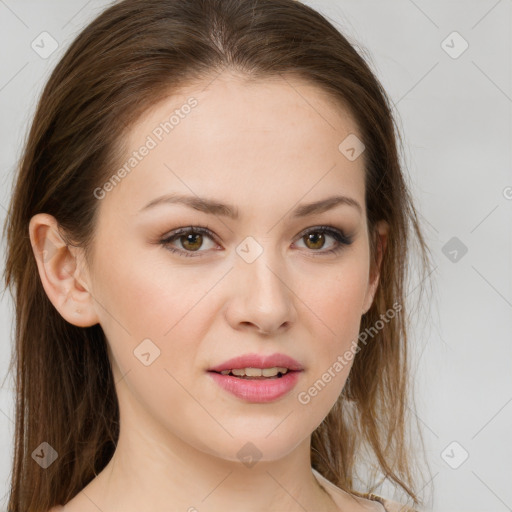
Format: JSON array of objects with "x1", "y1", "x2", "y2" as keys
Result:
[{"x1": 207, "y1": 371, "x2": 302, "y2": 403}]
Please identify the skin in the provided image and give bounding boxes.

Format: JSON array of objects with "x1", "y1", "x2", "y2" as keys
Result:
[{"x1": 30, "y1": 71, "x2": 388, "y2": 512}]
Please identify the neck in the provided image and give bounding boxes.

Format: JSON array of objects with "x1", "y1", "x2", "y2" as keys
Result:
[{"x1": 77, "y1": 390, "x2": 338, "y2": 511}]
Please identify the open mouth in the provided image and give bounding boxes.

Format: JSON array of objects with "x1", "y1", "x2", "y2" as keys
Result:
[
  {"x1": 207, "y1": 366, "x2": 302, "y2": 402},
  {"x1": 210, "y1": 367, "x2": 294, "y2": 380},
  {"x1": 211, "y1": 372, "x2": 290, "y2": 380}
]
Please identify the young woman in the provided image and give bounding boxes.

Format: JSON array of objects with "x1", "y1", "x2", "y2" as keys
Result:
[{"x1": 2, "y1": 0, "x2": 432, "y2": 510}]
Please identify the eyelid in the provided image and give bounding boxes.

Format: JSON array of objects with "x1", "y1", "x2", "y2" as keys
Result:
[
  {"x1": 159, "y1": 225, "x2": 219, "y2": 255},
  {"x1": 294, "y1": 225, "x2": 351, "y2": 243},
  {"x1": 158, "y1": 224, "x2": 353, "y2": 258},
  {"x1": 160, "y1": 225, "x2": 217, "y2": 243}
]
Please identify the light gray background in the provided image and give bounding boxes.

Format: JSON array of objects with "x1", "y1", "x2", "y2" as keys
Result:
[{"x1": 0, "y1": 1, "x2": 511, "y2": 511}]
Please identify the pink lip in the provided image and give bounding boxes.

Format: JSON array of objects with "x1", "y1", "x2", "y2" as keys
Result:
[
  {"x1": 207, "y1": 353, "x2": 304, "y2": 403},
  {"x1": 208, "y1": 353, "x2": 304, "y2": 373},
  {"x1": 208, "y1": 370, "x2": 302, "y2": 403}
]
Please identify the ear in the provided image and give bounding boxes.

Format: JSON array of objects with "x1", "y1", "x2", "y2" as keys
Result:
[
  {"x1": 28, "y1": 213, "x2": 99, "y2": 327},
  {"x1": 362, "y1": 220, "x2": 389, "y2": 315}
]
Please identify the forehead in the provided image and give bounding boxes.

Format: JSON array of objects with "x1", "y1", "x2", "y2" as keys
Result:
[{"x1": 102, "y1": 72, "x2": 366, "y2": 220}]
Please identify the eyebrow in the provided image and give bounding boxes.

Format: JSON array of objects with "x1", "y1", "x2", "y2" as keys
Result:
[{"x1": 139, "y1": 193, "x2": 362, "y2": 219}]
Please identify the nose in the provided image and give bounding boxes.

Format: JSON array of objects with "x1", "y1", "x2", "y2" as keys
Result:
[{"x1": 225, "y1": 250, "x2": 297, "y2": 336}]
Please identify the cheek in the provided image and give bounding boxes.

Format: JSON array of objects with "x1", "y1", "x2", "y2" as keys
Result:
[
  {"x1": 91, "y1": 248, "x2": 215, "y2": 442},
  {"x1": 92, "y1": 246, "x2": 231, "y2": 424},
  {"x1": 299, "y1": 253, "x2": 369, "y2": 341},
  {"x1": 295, "y1": 254, "x2": 368, "y2": 405},
  {"x1": 92, "y1": 236, "x2": 212, "y2": 336}
]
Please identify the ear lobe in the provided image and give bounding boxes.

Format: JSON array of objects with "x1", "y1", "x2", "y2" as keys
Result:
[
  {"x1": 362, "y1": 221, "x2": 389, "y2": 315},
  {"x1": 29, "y1": 213, "x2": 99, "y2": 328}
]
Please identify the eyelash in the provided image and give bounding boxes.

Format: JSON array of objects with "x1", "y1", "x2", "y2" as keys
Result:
[{"x1": 158, "y1": 225, "x2": 353, "y2": 258}]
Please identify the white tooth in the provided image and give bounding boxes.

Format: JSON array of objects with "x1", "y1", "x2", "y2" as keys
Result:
[
  {"x1": 228, "y1": 367, "x2": 290, "y2": 377},
  {"x1": 244, "y1": 367, "x2": 263, "y2": 377}
]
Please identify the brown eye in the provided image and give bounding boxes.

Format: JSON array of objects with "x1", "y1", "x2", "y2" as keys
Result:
[
  {"x1": 295, "y1": 226, "x2": 353, "y2": 256},
  {"x1": 180, "y1": 233, "x2": 203, "y2": 252},
  {"x1": 160, "y1": 226, "x2": 217, "y2": 258},
  {"x1": 160, "y1": 225, "x2": 352, "y2": 259},
  {"x1": 303, "y1": 232, "x2": 326, "y2": 250}
]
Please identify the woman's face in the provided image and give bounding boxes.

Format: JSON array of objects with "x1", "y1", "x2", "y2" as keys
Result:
[{"x1": 70, "y1": 72, "x2": 385, "y2": 462}]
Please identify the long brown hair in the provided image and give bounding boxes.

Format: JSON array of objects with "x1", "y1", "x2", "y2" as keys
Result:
[{"x1": 2, "y1": 0, "x2": 433, "y2": 510}]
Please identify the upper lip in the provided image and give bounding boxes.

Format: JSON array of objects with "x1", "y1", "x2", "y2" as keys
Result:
[{"x1": 208, "y1": 353, "x2": 304, "y2": 372}]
